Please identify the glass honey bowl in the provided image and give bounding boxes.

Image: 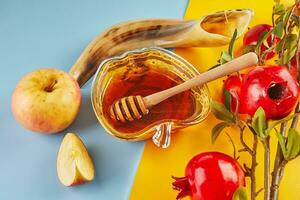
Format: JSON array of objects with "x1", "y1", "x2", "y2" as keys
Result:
[{"x1": 91, "y1": 47, "x2": 211, "y2": 148}]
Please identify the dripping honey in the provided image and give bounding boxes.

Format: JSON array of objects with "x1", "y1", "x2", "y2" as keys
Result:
[{"x1": 102, "y1": 66, "x2": 196, "y2": 133}]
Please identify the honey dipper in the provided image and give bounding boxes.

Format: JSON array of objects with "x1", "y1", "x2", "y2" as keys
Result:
[{"x1": 109, "y1": 52, "x2": 258, "y2": 122}]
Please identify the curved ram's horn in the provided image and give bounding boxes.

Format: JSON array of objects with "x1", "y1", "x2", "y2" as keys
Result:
[{"x1": 69, "y1": 9, "x2": 253, "y2": 87}]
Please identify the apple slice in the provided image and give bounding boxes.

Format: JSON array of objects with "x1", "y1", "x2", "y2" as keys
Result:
[{"x1": 57, "y1": 133, "x2": 95, "y2": 186}]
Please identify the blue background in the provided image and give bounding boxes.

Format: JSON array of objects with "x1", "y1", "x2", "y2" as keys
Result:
[{"x1": 0, "y1": 0, "x2": 188, "y2": 199}]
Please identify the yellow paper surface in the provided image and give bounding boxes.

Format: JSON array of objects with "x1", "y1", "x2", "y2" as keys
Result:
[{"x1": 130, "y1": 0, "x2": 300, "y2": 199}]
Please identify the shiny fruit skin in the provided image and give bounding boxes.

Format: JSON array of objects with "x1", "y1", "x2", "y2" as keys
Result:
[
  {"x1": 172, "y1": 152, "x2": 245, "y2": 200},
  {"x1": 222, "y1": 74, "x2": 244, "y2": 113},
  {"x1": 240, "y1": 65, "x2": 299, "y2": 120},
  {"x1": 11, "y1": 68, "x2": 81, "y2": 134},
  {"x1": 243, "y1": 24, "x2": 280, "y2": 60}
]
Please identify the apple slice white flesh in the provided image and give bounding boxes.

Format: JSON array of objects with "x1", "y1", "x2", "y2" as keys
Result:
[{"x1": 57, "y1": 133, "x2": 95, "y2": 186}]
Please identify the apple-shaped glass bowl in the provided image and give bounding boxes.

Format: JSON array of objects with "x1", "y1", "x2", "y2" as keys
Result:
[{"x1": 91, "y1": 47, "x2": 211, "y2": 148}]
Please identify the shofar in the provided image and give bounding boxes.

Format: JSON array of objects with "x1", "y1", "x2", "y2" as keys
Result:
[{"x1": 69, "y1": 9, "x2": 254, "y2": 87}]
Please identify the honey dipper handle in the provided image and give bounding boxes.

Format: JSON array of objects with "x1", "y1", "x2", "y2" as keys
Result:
[{"x1": 143, "y1": 52, "x2": 258, "y2": 108}]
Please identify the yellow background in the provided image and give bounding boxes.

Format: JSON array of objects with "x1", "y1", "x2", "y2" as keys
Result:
[{"x1": 130, "y1": 0, "x2": 300, "y2": 199}]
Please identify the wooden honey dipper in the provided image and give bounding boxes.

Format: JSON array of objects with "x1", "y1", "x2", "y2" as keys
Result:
[{"x1": 109, "y1": 52, "x2": 258, "y2": 123}]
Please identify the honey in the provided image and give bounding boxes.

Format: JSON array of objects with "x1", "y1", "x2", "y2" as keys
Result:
[
  {"x1": 102, "y1": 65, "x2": 195, "y2": 133},
  {"x1": 92, "y1": 47, "x2": 211, "y2": 142}
]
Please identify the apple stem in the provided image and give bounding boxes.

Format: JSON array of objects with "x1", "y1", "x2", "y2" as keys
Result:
[{"x1": 44, "y1": 80, "x2": 57, "y2": 92}]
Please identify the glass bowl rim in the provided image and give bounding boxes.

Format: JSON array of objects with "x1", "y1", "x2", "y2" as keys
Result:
[{"x1": 91, "y1": 47, "x2": 211, "y2": 141}]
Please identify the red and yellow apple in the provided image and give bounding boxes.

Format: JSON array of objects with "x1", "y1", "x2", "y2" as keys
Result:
[
  {"x1": 11, "y1": 68, "x2": 81, "y2": 134},
  {"x1": 57, "y1": 133, "x2": 95, "y2": 186}
]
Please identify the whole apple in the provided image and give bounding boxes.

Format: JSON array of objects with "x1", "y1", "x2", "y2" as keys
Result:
[{"x1": 12, "y1": 68, "x2": 81, "y2": 134}]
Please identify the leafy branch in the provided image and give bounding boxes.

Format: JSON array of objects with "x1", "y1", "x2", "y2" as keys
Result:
[
  {"x1": 267, "y1": 1, "x2": 300, "y2": 200},
  {"x1": 210, "y1": 1, "x2": 300, "y2": 200},
  {"x1": 210, "y1": 100, "x2": 260, "y2": 200},
  {"x1": 209, "y1": 29, "x2": 238, "y2": 70}
]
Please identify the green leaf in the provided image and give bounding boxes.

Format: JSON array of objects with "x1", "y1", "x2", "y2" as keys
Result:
[
  {"x1": 283, "y1": 48, "x2": 297, "y2": 64},
  {"x1": 291, "y1": 14, "x2": 300, "y2": 26},
  {"x1": 255, "y1": 30, "x2": 273, "y2": 56},
  {"x1": 211, "y1": 122, "x2": 228, "y2": 144},
  {"x1": 263, "y1": 39, "x2": 270, "y2": 48},
  {"x1": 251, "y1": 107, "x2": 267, "y2": 138},
  {"x1": 232, "y1": 187, "x2": 248, "y2": 200},
  {"x1": 228, "y1": 29, "x2": 238, "y2": 56},
  {"x1": 272, "y1": 21, "x2": 284, "y2": 38},
  {"x1": 282, "y1": 9, "x2": 290, "y2": 25},
  {"x1": 273, "y1": 3, "x2": 285, "y2": 15},
  {"x1": 220, "y1": 51, "x2": 233, "y2": 64},
  {"x1": 286, "y1": 128, "x2": 300, "y2": 160},
  {"x1": 273, "y1": 0, "x2": 280, "y2": 3},
  {"x1": 283, "y1": 6, "x2": 293, "y2": 26},
  {"x1": 283, "y1": 34, "x2": 298, "y2": 64},
  {"x1": 275, "y1": 129, "x2": 288, "y2": 159},
  {"x1": 275, "y1": 12, "x2": 284, "y2": 25},
  {"x1": 223, "y1": 88, "x2": 232, "y2": 112},
  {"x1": 211, "y1": 101, "x2": 235, "y2": 123},
  {"x1": 255, "y1": 30, "x2": 269, "y2": 52},
  {"x1": 275, "y1": 37, "x2": 285, "y2": 53},
  {"x1": 209, "y1": 29, "x2": 237, "y2": 70}
]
